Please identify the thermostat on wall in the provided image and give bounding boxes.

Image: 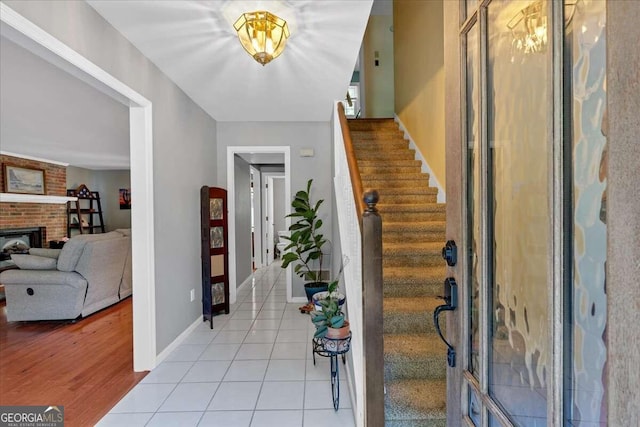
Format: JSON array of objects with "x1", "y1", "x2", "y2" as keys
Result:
[{"x1": 300, "y1": 148, "x2": 315, "y2": 157}]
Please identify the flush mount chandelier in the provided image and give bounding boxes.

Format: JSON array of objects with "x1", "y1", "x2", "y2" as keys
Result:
[
  {"x1": 233, "y1": 11, "x2": 290, "y2": 66},
  {"x1": 508, "y1": 0, "x2": 579, "y2": 55},
  {"x1": 508, "y1": 0, "x2": 547, "y2": 54}
]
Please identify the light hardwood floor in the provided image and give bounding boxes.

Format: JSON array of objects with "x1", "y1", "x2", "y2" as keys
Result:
[{"x1": 0, "y1": 297, "x2": 147, "y2": 426}]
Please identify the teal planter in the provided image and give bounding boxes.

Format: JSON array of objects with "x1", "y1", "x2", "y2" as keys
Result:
[{"x1": 304, "y1": 282, "x2": 328, "y2": 302}]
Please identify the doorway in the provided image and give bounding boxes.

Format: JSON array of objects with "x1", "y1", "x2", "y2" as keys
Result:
[
  {"x1": 264, "y1": 174, "x2": 285, "y2": 266},
  {"x1": 226, "y1": 146, "x2": 292, "y2": 303},
  {"x1": 0, "y1": 6, "x2": 156, "y2": 371}
]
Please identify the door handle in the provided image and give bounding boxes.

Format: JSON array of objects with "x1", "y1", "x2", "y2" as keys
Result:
[
  {"x1": 441, "y1": 240, "x2": 457, "y2": 266},
  {"x1": 434, "y1": 277, "x2": 457, "y2": 367}
]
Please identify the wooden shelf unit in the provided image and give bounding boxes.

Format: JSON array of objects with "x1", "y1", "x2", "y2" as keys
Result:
[{"x1": 67, "y1": 184, "x2": 106, "y2": 236}]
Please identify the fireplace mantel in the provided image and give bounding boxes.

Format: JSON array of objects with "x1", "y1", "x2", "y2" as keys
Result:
[{"x1": 0, "y1": 193, "x2": 78, "y2": 204}]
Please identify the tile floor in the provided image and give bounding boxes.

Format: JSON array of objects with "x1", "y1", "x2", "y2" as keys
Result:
[{"x1": 97, "y1": 262, "x2": 355, "y2": 427}]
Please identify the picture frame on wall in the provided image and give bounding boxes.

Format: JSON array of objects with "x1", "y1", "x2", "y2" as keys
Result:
[
  {"x1": 119, "y1": 188, "x2": 131, "y2": 210},
  {"x1": 3, "y1": 164, "x2": 46, "y2": 195}
]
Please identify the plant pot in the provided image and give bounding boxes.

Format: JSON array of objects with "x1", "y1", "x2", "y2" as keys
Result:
[
  {"x1": 324, "y1": 321, "x2": 350, "y2": 352},
  {"x1": 326, "y1": 320, "x2": 350, "y2": 340},
  {"x1": 304, "y1": 282, "x2": 328, "y2": 303},
  {"x1": 312, "y1": 291, "x2": 346, "y2": 311}
]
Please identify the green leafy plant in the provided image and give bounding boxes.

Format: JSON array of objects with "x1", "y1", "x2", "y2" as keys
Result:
[
  {"x1": 310, "y1": 296, "x2": 344, "y2": 338},
  {"x1": 281, "y1": 179, "x2": 327, "y2": 282}
]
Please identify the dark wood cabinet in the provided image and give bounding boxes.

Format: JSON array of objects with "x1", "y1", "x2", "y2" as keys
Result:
[{"x1": 200, "y1": 186, "x2": 230, "y2": 328}]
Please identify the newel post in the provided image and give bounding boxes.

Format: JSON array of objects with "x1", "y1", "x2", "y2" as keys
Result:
[{"x1": 362, "y1": 189, "x2": 384, "y2": 426}]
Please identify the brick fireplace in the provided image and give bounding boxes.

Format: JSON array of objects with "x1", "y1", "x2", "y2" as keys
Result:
[{"x1": 0, "y1": 154, "x2": 68, "y2": 245}]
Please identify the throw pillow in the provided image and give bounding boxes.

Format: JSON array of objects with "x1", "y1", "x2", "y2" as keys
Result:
[{"x1": 11, "y1": 254, "x2": 58, "y2": 270}]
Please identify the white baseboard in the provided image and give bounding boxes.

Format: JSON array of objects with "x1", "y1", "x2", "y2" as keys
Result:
[
  {"x1": 394, "y1": 115, "x2": 446, "y2": 203},
  {"x1": 290, "y1": 297, "x2": 307, "y2": 304},
  {"x1": 344, "y1": 357, "x2": 361, "y2": 427},
  {"x1": 155, "y1": 316, "x2": 202, "y2": 366},
  {"x1": 236, "y1": 273, "x2": 254, "y2": 294}
]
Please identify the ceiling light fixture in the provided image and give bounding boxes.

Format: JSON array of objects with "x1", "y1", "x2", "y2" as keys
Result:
[
  {"x1": 508, "y1": 0, "x2": 579, "y2": 56},
  {"x1": 233, "y1": 11, "x2": 290, "y2": 66},
  {"x1": 508, "y1": 1, "x2": 547, "y2": 54}
]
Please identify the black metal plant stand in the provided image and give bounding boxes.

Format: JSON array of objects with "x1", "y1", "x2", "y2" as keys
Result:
[{"x1": 311, "y1": 332, "x2": 352, "y2": 410}]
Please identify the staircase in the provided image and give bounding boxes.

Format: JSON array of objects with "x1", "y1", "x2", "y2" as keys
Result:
[{"x1": 348, "y1": 118, "x2": 447, "y2": 427}]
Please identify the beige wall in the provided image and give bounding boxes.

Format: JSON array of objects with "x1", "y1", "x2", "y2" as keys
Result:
[
  {"x1": 363, "y1": 15, "x2": 394, "y2": 117},
  {"x1": 394, "y1": 0, "x2": 446, "y2": 188}
]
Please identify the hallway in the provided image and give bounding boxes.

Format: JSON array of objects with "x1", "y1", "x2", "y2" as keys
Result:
[{"x1": 98, "y1": 262, "x2": 355, "y2": 426}]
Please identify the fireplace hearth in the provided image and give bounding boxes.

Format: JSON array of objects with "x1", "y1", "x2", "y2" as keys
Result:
[{"x1": 0, "y1": 227, "x2": 45, "y2": 261}]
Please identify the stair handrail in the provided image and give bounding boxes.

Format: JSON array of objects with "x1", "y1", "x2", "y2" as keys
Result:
[
  {"x1": 337, "y1": 102, "x2": 366, "y2": 222},
  {"x1": 333, "y1": 102, "x2": 384, "y2": 427}
]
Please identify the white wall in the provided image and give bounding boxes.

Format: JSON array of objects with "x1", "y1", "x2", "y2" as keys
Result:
[
  {"x1": 234, "y1": 155, "x2": 252, "y2": 288},
  {"x1": 94, "y1": 170, "x2": 132, "y2": 231},
  {"x1": 67, "y1": 166, "x2": 95, "y2": 190},
  {"x1": 5, "y1": 0, "x2": 219, "y2": 353},
  {"x1": 217, "y1": 122, "x2": 332, "y2": 298},
  {"x1": 0, "y1": 35, "x2": 130, "y2": 169},
  {"x1": 363, "y1": 15, "x2": 395, "y2": 117},
  {"x1": 272, "y1": 177, "x2": 286, "y2": 243}
]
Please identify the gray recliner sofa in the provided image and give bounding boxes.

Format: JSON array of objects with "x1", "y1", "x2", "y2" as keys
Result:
[{"x1": 0, "y1": 229, "x2": 131, "y2": 321}]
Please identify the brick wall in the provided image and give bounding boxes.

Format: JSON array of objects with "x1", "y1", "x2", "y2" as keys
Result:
[{"x1": 0, "y1": 155, "x2": 68, "y2": 244}]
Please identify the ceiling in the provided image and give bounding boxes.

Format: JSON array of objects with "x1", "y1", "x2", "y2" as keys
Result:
[
  {"x1": 0, "y1": 1, "x2": 375, "y2": 170},
  {"x1": 87, "y1": 0, "x2": 374, "y2": 122}
]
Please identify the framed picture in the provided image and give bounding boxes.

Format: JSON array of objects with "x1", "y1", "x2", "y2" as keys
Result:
[
  {"x1": 3, "y1": 164, "x2": 46, "y2": 195},
  {"x1": 210, "y1": 198, "x2": 223, "y2": 220},
  {"x1": 212, "y1": 282, "x2": 225, "y2": 305},
  {"x1": 119, "y1": 188, "x2": 131, "y2": 210},
  {"x1": 210, "y1": 227, "x2": 224, "y2": 249}
]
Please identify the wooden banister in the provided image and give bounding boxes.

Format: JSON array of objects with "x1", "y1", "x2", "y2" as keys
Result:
[
  {"x1": 337, "y1": 103, "x2": 366, "y2": 220},
  {"x1": 362, "y1": 190, "x2": 384, "y2": 427},
  {"x1": 335, "y1": 102, "x2": 384, "y2": 426}
]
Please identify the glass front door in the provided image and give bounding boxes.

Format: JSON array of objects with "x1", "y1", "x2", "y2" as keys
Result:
[{"x1": 457, "y1": 0, "x2": 608, "y2": 425}]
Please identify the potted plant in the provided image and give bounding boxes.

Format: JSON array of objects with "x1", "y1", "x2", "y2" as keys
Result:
[
  {"x1": 281, "y1": 179, "x2": 329, "y2": 304},
  {"x1": 310, "y1": 288, "x2": 350, "y2": 353},
  {"x1": 311, "y1": 256, "x2": 349, "y2": 310}
]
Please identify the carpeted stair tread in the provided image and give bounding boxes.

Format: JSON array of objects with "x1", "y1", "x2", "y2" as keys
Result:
[
  {"x1": 351, "y1": 132, "x2": 409, "y2": 144},
  {"x1": 384, "y1": 266, "x2": 445, "y2": 285},
  {"x1": 374, "y1": 187, "x2": 439, "y2": 196},
  {"x1": 351, "y1": 130, "x2": 405, "y2": 139},
  {"x1": 384, "y1": 334, "x2": 445, "y2": 366},
  {"x1": 384, "y1": 222, "x2": 445, "y2": 242},
  {"x1": 384, "y1": 297, "x2": 441, "y2": 314},
  {"x1": 362, "y1": 177, "x2": 430, "y2": 187},
  {"x1": 385, "y1": 379, "x2": 447, "y2": 423},
  {"x1": 359, "y1": 165, "x2": 423, "y2": 176},
  {"x1": 384, "y1": 266, "x2": 444, "y2": 296},
  {"x1": 358, "y1": 159, "x2": 422, "y2": 168},
  {"x1": 384, "y1": 242, "x2": 444, "y2": 254},
  {"x1": 377, "y1": 194, "x2": 439, "y2": 205},
  {"x1": 348, "y1": 118, "x2": 397, "y2": 130},
  {"x1": 357, "y1": 151, "x2": 416, "y2": 161},
  {"x1": 384, "y1": 221, "x2": 446, "y2": 232},
  {"x1": 383, "y1": 298, "x2": 442, "y2": 334},
  {"x1": 378, "y1": 203, "x2": 445, "y2": 213},
  {"x1": 362, "y1": 172, "x2": 429, "y2": 181},
  {"x1": 383, "y1": 211, "x2": 446, "y2": 223}
]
